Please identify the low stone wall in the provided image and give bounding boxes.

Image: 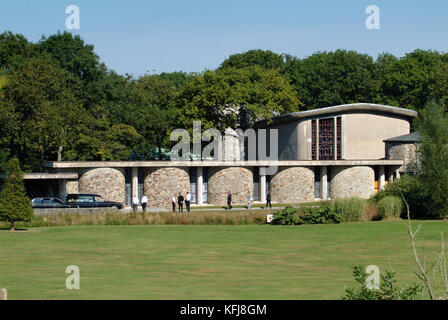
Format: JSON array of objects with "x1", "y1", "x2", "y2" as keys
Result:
[
  {"x1": 386, "y1": 142, "x2": 419, "y2": 173},
  {"x1": 207, "y1": 167, "x2": 253, "y2": 205},
  {"x1": 330, "y1": 166, "x2": 374, "y2": 199},
  {"x1": 78, "y1": 168, "x2": 125, "y2": 204},
  {"x1": 269, "y1": 167, "x2": 314, "y2": 203},
  {"x1": 144, "y1": 167, "x2": 190, "y2": 209}
]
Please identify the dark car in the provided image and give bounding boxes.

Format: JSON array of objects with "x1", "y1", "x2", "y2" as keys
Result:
[
  {"x1": 66, "y1": 194, "x2": 123, "y2": 210},
  {"x1": 32, "y1": 197, "x2": 70, "y2": 208}
]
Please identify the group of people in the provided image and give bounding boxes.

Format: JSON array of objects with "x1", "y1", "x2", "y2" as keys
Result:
[
  {"x1": 171, "y1": 192, "x2": 192, "y2": 212},
  {"x1": 132, "y1": 189, "x2": 272, "y2": 213},
  {"x1": 132, "y1": 195, "x2": 148, "y2": 213},
  {"x1": 227, "y1": 190, "x2": 272, "y2": 210}
]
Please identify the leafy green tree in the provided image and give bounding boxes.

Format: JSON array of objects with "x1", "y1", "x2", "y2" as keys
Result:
[
  {"x1": 0, "y1": 31, "x2": 34, "y2": 72},
  {"x1": 219, "y1": 49, "x2": 285, "y2": 70},
  {"x1": 378, "y1": 50, "x2": 448, "y2": 111},
  {"x1": 416, "y1": 100, "x2": 448, "y2": 218},
  {"x1": 0, "y1": 158, "x2": 33, "y2": 231},
  {"x1": 283, "y1": 50, "x2": 380, "y2": 109},
  {"x1": 178, "y1": 66, "x2": 301, "y2": 131}
]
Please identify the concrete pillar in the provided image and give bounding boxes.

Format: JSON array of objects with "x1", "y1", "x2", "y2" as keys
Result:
[
  {"x1": 379, "y1": 165, "x2": 386, "y2": 190},
  {"x1": 58, "y1": 179, "x2": 67, "y2": 202},
  {"x1": 395, "y1": 169, "x2": 401, "y2": 179},
  {"x1": 320, "y1": 166, "x2": 328, "y2": 200},
  {"x1": 197, "y1": 167, "x2": 203, "y2": 205},
  {"x1": 132, "y1": 167, "x2": 139, "y2": 201},
  {"x1": 260, "y1": 171, "x2": 266, "y2": 203}
]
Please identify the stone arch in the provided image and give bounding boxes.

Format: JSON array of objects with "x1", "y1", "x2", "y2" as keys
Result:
[
  {"x1": 78, "y1": 168, "x2": 125, "y2": 204},
  {"x1": 269, "y1": 167, "x2": 314, "y2": 203},
  {"x1": 330, "y1": 166, "x2": 374, "y2": 199},
  {"x1": 207, "y1": 167, "x2": 253, "y2": 205},
  {"x1": 144, "y1": 167, "x2": 190, "y2": 209}
]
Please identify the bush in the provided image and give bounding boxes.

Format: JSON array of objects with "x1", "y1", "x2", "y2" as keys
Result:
[
  {"x1": 332, "y1": 197, "x2": 366, "y2": 222},
  {"x1": 271, "y1": 204, "x2": 342, "y2": 225},
  {"x1": 342, "y1": 265, "x2": 421, "y2": 300},
  {"x1": 371, "y1": 175, "x2": 430, "y2": 219},
  {"x1": 377, "y1": 196, "x2": 403, "y2": 220}
]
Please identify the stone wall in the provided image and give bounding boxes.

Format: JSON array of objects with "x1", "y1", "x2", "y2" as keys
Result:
[
  {"x1": 386, "y1": 142, "x2": 419, "y2": 173},
  {"x1": 66, "y1": 180, "x2": 79, "y2": 195},
  {"x1": 330, "y1": 166, "x2": 374, "y2": 199},
  {"x1": 269, "y1": 167, "x2": 314, "y2": 203},
  {"x1": 144, "y1": 167, "x2": 190, "y2": 209},
  {"x1": 78, "y1": 168, "x2": 125, "y2": 204},
  {"x1": 207, "y1": 167, "x2": 253, "y2": 205}
]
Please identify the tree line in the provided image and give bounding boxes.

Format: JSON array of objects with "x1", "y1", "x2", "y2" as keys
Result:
[{"x1": 1, "y1": 30, "x2": 448, "y2": 172}]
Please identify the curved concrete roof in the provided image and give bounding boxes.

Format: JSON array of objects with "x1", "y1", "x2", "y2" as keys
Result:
[{"x1": 255, "y1": 103, "x2": 418, "y2": 127}]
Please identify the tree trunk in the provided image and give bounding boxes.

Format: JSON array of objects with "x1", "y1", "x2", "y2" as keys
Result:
[{"x1": 10, "y1": 221, "x2": 15, "y2": 232}]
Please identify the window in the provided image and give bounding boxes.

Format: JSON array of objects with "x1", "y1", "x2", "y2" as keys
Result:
[
  {"x1": 311, "y1": 120, "x2": 317, "y2": 160},
  {"x1": 336, "y1": 117, "x2": 342, "y2": 160},
  {"x1": 319, "y1": 118, "x2": 335, "y2": 160}
]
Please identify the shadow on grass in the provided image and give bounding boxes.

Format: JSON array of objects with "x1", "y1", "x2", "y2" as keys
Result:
[{"x1": 0, "y1": 227, "x2": 29, "y2": 232}]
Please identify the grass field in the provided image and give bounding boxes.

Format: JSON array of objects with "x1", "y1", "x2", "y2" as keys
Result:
[{"x1": 1, "y1": 220, "x2": 447, "y2": 299}]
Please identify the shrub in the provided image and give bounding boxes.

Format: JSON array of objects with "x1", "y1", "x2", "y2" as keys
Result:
[
  {"x1": 332, "y1": 197, "x2": 366, "y2": 222},
  {"x1": 342, "y1": 265, "x2": 421, "y2": 300},
  {"x1": 271, "y1": 204, "x2": 342, "y2": 225},
  {"x1": 371, "y1": 175, "x2": 430, "y2": 219},
  {"x1": 377, "y1": 196, "x2": 403, "y2": 220}
]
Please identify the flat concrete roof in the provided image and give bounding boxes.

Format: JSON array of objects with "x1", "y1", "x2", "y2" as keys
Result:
[
  {"x1": 44, "y1": 160, "x2": 404, "y2": 168},
  {"x1": 0, "y1": 172, "x2": 78, "y2": 180},
  {"x1": 255, "y1": 103, "x2": 418, "y2": 128}
]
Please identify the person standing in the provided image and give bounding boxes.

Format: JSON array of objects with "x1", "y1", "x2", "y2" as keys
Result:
[
  {"x1": 247, "y1": 192, "x2": 252, "y2": 210},
  {"x1": 227, "y1": 191, "x2": 232, "y2": 210},
  {"x1": 178, "y1": 193, "x2": 184, "y2": 213},
  {"x1": 185, "y1": 192, "x2": 191, "y2": 212},
  {"x1": 171, "y1": 195, "x2": 177, "y2": 212},
  {"x1": 266, "y1": 190, "x2": 272, "y2": 209},
  {"x1": 132, "y1": 195, "x2": 139, "y2": 213},
  {"x1": 141, "y1": 195, "x2": 148, "y2": 213}
]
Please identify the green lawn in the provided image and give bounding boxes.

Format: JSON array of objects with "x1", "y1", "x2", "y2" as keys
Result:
[{"x1": 0, "y1": 220, "x2": 447, "y2": 299}]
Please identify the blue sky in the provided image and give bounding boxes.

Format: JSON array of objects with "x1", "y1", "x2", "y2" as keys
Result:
[{"x1": 1, "y1": 0, "x2": 447, "y2": 76}]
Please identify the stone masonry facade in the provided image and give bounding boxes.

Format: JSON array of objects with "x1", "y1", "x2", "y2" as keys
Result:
[
  {"x1": 330, "y1": 166, "x2": 374, "y2": 199},
  {"x1": 144, "y1": 167, "x2": 190, "y2": 209},
  {"x1": 386, "y1": 142, "x2": 419, "y2": 174},
  {"x1": 207, "y1": 167, "x2": 253, "y2": 205},
  {"x1": 270, "y1": 167, "x2": 315, "y2": 203},
  {"x1": 78, "y1": 168, "x2": 125, "y2": 204}
]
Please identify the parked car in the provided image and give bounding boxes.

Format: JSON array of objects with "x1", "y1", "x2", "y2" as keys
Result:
[
  {"x1": 32, "y1": 197, "x2": 70, "y2": 208},
  {"x1": 66, "y1": 194, "x2": 123, "y2": 210}
]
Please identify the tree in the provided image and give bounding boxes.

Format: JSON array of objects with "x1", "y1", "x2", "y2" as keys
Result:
[
  {"x1": 283, "y1": 50, "x2": 380, "y2": 109},
  {"x1": 416, "y1": 100, "x2": 448, "y2": 218},
  {"x1": 219, "y1": 49, "x2": 286, "y2": 70},
  {"x1": 0, "y1": 158, "x2": 33, "y2": 231},
  {"x1": 378, "y1": 50, "x2": 448, "y2": 112},
  {"x1": 178, "y1": 66, "x2": 301, "y2": 131}
]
